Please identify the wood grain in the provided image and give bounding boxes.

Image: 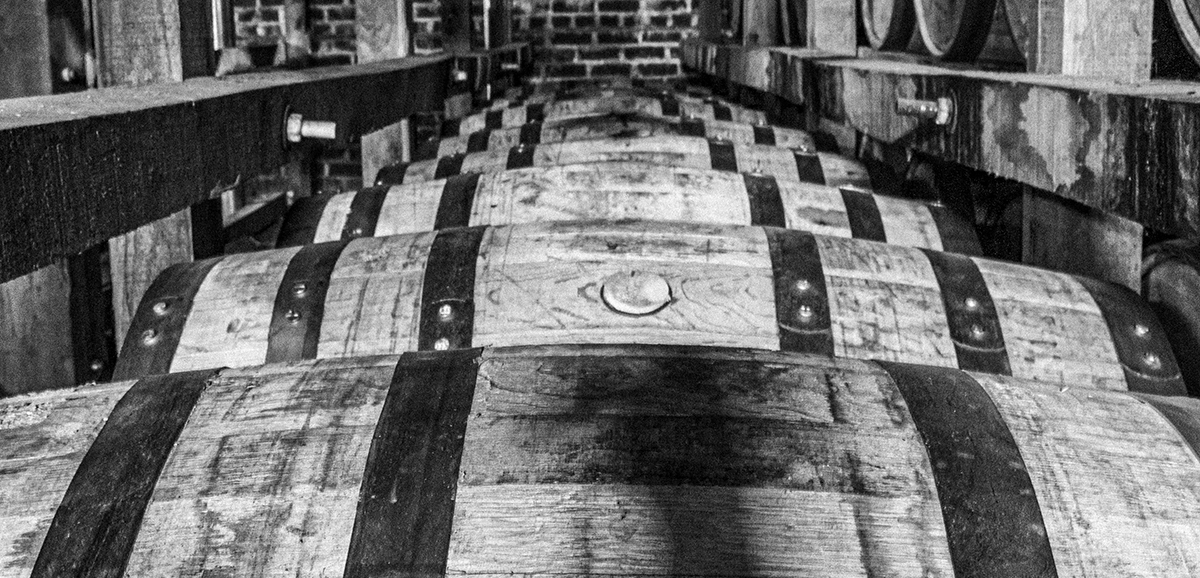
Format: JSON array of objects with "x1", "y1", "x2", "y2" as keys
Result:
[
  {"x1": 0, "y1": 265, "x2": 74, "y2": 395},
  {"x1": 110, "y1": 210, "x2": 195, "y2": 353}
]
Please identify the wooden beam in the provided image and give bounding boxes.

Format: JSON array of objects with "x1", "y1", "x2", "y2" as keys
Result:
[
  {"x1": 681, "y1": 42, "x2": 1200, "y2": 238},
  {"x1": 0, "y1": 56, "x2": 452, "y2": 284}
]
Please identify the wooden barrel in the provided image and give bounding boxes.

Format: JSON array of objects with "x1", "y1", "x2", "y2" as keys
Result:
[
  {"x1": 423, "y1": 114, "x2": 815, "y2": 158},
  {"x1": 1165, "y1": 0, "x2": 1200, "y2": 66},
  {"x1": 279, "y1": 162, "x2": 980, "y2": 253},
  {"x1": 112, "y1": 221, "x2": 1183, "y2": 394},
  {"x1": 1143, "y1": 240, "x2": 1200, "y2": 396},
  {"x1": 375, "y1": 136, "x2": 872, "y2": 190},
  {"x1": 487, "y1": 86, "x2": 729, "y2": 110},
  {"x1": 6, "y1": 345, "x2": 1200, "y2": 576},
  {"x1": 445, "y1": 96, "x2": 767, "y2": 136},
  {"x1": 860, "y1": 0, "x2": 915, "y2": 50},
  {"x1": 912, "y1": 0, "x2": 1022, "y2": 62}
]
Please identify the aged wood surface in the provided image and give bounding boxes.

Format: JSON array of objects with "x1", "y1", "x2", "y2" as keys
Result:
[
  {"x1": 5, "y1": 347, "x2": 1200, "y2": 575},
  {"x1": 0, "y1": 0, "x2": 52, "y2": 99},
  {"x1": 1023, "y1": 190, "x2": 1143, "y2": 289},
  {"x1": 1004, "y1": 0, "x2": 1153, "y2": 79},
  {"x1": 113, "y1": 221, "x2": 1178, "y2": 393},
  {"x1": 807, "y1": 0, "x2": 857, "y2": 53},
  {"x1": 0, "y1": 266, "x2": 74, "y2": 395},
  {"x1": 681, "y1": 42, "x2": 1200, "y2": 236},
  {"x1": 0, "y1": 56, "x2": 451, "y2": 284},
  {"x1": 356, "y1": 0, "x2": 409, "y2": 63},
  {"x1": 451, "y1": 97, "x2": 768, "y2": 134}
]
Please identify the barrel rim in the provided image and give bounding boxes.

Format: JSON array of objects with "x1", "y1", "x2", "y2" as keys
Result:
[
  {"x1": 1167, "y1": 0, "x2": 1200, "y2": 66},
  {"x1": 912, "y1": 0, "x2": 1000, "y2": 60},
  {"x1": 860, "y1": 0, "x2": 916, "y2": 51}
]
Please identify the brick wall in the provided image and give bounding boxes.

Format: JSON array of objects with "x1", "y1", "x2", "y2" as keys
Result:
[
  {"x1": 514, "y1": 0, "x2": 695, "y2": 82},
  {"x1": 233, "y1": 0, "x2": 358, "y2": 64}
]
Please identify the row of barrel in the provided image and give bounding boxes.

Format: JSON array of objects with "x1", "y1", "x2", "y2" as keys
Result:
[
  {"x1": 861, "y1": 0, "x2": 1200, "y2": 67},
  {"x1": 3, "y1": 77, "x2": 1200, "y2": 577}
]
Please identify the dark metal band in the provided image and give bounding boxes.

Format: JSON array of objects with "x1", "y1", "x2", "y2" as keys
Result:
[
  {"x1": 112, "y1": 257, "x2": 223, "y2": 380},
  {"x1": 418, "y1": 227, "x2": 487, "y2": 351},
  {"x1": 265, "y1": 241, "x2": 348, "y2": 364},
  {"x1": 526, "y1": 103, "x2": 546, "y2": 123},
  {"x1": 877, "y1": 361, "x2": 1058, "y2": 578},
  {"x1": 708, "y1": 139, "x2": 738, "y2": 172},
  {"x1": 519, "y1": 122, "x2": 543, "y2": 145},
  {"x1": 839, "y1": 187, "x2": 888, "y2": 243},
  {"x1": 32, "y1": 369, "x2": 219, "y2": 578},
  {"x1": 752, "y1": 125, "x2": 776, "y2": 146},
  {"x1": 921, "y1": 250, "x2": 1012, "y2": 375},
  {"x1": 506, "y1": 143, "x2": 537, "y2": 170},
  {"x1": 374, "y1": 163, "x2": 409, "y2": 186},
  {"x1": 466, "y1": 129, "x2": 492, "y2": 153},
  {"x1": 1074, "y1": 276, "x2": 1187, "y2": 395},
  {"x1": 926, "y1": 204, "x2": 983, "y2": 255},
  {"x1": 434, "y1": 154, "x2": 466, "y2": 180},
  {"x1": 439, "y1": 117, "x2": 462, "y2": 137},
  {"x1": 435, "y1": 173, "x2": 482, "y2": 229},
  {"x1": 341, "y1": 186, "x2": 390, "y2": 240},
  {"x1": 679, "y1": 118, "x2": 707, "y2": 137},
  {"x1": 765, "y1": 229, "x2": 834, "y2": 355},
  {"x1": 658, "y1": 96, "x2": 680, "y2": 116},
  {"x1": 712, "y1": 103, "x2": 733, "y2": 121},
  {"x1": 793, "y1": 153, "x2": 826, "y2": 185},
  {"x1": 742, "y1": 174, "x2": 786, "y2": 227},
  {"x1": 485, "y1": 109, "x2": 503, "y2": 130},
  {"x1": 276, "y1": 194, "x2": 333, "y2": 247},
  {"x1": 343, "y1": 349, "x2": 482, "y2": 578}
]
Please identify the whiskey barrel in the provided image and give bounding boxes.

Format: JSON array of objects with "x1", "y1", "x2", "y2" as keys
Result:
[
  {"x1": 445, "y1": 96, "x2": 767, "y2": 136},
  {"x1": 6, "y1": 345, "x2": 1200, "y2": 576},
  {"x1": 375, "y1": 136, "x2": 872, "y2": 190},
  {"x1": 112, "y1": 221, "x2": 1183, "y2": 394},
  {"x1": 1143, "y1": 239, "x2": 1200, "y2": 396},
  {"x1": 1165, "y1": 0, "x2": 1200, "y2": 65},
  {"x1": 279, "y1": 162, "x2": 980, "y2": 253},
  {"x1": 860, "y1": 0, "x2": 915, "y2": 50},
  {"x1": 913, "y1": 0, "x2": 1022, "y2": 62},
  {"x1": 423, "y1": 114, "x2": 814, "y2": 158},
  {"x1": 486, "y1": 86, "x2": 730, "y2": 110}
]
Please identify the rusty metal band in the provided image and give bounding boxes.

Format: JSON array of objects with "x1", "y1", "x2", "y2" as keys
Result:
[
  {"x1": 374, "y1": 162, "x2": 410, "y2": 186},
  {"x1": 926, "y1": 204, "x2": 984, "y2": 255},
  {"x1": 519, "y1": 122, "x2": 543, "y2": 145},
  {"x1": 439, "y1": 117, "x2": 462, "y2": 137},
  {"x1": 752, "y1": 125, "x2": 776, "y2": 146},
  {"x1": 343, "y1": 349, "x2": 481, "y2": 578},
  {"x1": 1074, "y1": 276, "x2": 1187, "y2": 395},
  {"x1": 32, "y1": 369, "x2": 220, "y2": 578},
  {"x1": 506, "y1": 143, "x2": 537, "y2": 170},
  {"x1": 418, "y1": 227, "x2": 487, "y2": 351},
  {"x1": 742, "y1": 174, "x2": 787, "y2": 228},
  {"x1": 678, "y1": 118, "x2": 707, "y2": 137},
  {"x1": 276, "y1": 194, "x2": 333, "y2": 247},
  {"x1": 838, "y1": 187, "x2": 888, "y2": 243},
  {"x1": 111, "y1": 257, "x2": 223, "y2": 380},
  {"x1": 485, "y1": 109, "x2": 504, "y2": 130},
  {"x1": 921, "y1": 250, "x2": 1011, "y2": 375},
  {"x1": 466, "y1": 129, "x2": 492, "y2": 153},
  {"x1": 765, "y1": 228, "x2": 834, "y2": 355},
  {"x1": 434, "y1": 154, "x2": 466, "y2": 180},
  {"x1": 707, "y1": 139, "x2": 738, "y2": 172},
  {"x1": 265, "y1": 241, "x2": 348, "y2": 364},
  {"x1": 435, "y1": 173, "x2": 482, "y2": 229},
  {"x1": 877, "y1": 361, "x2": 1058, "y2": 578},
  {"x1": 793, "y1": 153, "x2": 826, "y2": 185},
  {"x1": 341, "y1": 186, "x2": 390, "y2": 240}
]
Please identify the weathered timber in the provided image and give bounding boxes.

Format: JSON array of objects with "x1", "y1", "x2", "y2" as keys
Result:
[
  {"x1": 1167, "y1": 0, "x2": 1200, "y2": 67},
  {"x1": 277, "y1": 162, "x2": 979, "y2": 252},
  {"x1": 1023, "y1": 190, "x2": 1143, "y2": 290},
  {"x1": 0, "y1": 0, "x2": 52, "y2": 99},
  {"x1": 5, "y1": 346, "x2": 1200, "y2": 576},
  {"x1": 357, "y1": 0, "x2": 408, "y2": 63},
  {"x1": 112, "y1": 221, "x2": 1182, "y2": 394},
  {"x1": 0, "y1": 56, "x2": 452, "y2": 285},
  {"x1": 807, "y1": 0, "x2": 856, "y2": 54},
  {"x1": 1004, "y1": 0, "x2": 1154, "y2": 80},
  {"x1": 681, "y1": 42, "x2": 1200, "y2": 237}
]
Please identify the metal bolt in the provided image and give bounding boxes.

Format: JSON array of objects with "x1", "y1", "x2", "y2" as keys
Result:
[
  {"x1": 434, "y1": 338, "x2": 451, "y2": 351},
  {"x1": 964, "y1": 297, "x2": 980, "y2": 310},
  {"x1": 141, "y1": 329, "x2": 159, "y2": 346},
  {"x1": 1134, "y1": 323, "x2": 1151, "y2": 338},
  {"x1": 896, "y1": 96, "x2": 955, "y2": 126},
  {"x1": 438, "y1": 303, "x2": 454, "y2": 320},
  {"x1": 796, "y1": 304, "x2": 815, "y2": 322},
  {"x1": 285, "y1": 309, "x2": 302, "y2": 324},
  {"x1": 286, "y1": 113, "x2": 338, "y2": 143},
  {"x1": 1143, "y1": 352, "x2": 1163, "y2": 370},
  {"x1": 152, "y1": 300, "x2": 171, "y2": 315},
  {"x1": 292, "y1": 282, "x2": 308, "y2": 297}
]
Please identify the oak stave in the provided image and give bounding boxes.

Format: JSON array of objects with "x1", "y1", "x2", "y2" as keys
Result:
[
  {"x1": 376, "y1": 136, "x2": 872, "y2": 189},
  {"x1": 7, "y1": 346, "x2": 1200, "y2": 576},
  {"x1": 113, "y1": 221, "x2": 1182, "y2": 394},
  {"x1": 278, "y1": 162, "x2": 980, "y2": 253},
  {"x1": 1143, "y1": 239, "x2": 1200, "y2": 396},
  {"x1": 444, "y1": 96, "x2": 767, "y2": 135},
  {"x1": 423, "y1": 114, "x2": 815, "y2": 158}
]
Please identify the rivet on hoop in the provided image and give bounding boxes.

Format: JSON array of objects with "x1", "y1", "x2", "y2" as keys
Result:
[
  {"x1": 963, "y1": 297, "x2": 979, "y2": 310},
  {"x1": 292, "y1": 282, "x2": 308, "y2": 297},
  {"x1": 1143, "y1": 352, "x2": 1163, "y2": 370},
  {"x1": 285, "y1": 309, "x2": 302, "y2": 324},
  {"x1": 434, "y1": 338, "x2": 451, "y2": 351},
  {"x1": 793, "y1": 279, "x2": 812, "y2": 294},
  {"x1": 970, "y1": 324, "x2": 987, "y2": 339},
  {"x1": 1134, "y1": 323, "x2": 1151, "y2": 338},
  {"x1": 152, "y1": 301, "x2": 171, "y2": 315},
  {"x1": 796, "y1": 304, "x2": 815, "y2": 322},
  {"x1": 438, "y1": 303, "x2": 454, "y2": 320},
  {"x1": 141, "y1": 329, "x2": 159, "y2": 346}
]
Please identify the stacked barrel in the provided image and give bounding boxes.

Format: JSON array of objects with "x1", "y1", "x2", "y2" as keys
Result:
[{"x1": 3, "y1": 77, "x2": 1200, "y2": 577}]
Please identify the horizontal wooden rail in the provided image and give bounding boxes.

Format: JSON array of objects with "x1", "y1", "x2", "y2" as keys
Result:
[
  {"x1": 0, "y1": 55, "x2": 451, "y2": 284},
  {"x1": 682, "y1": 42, "x2": 1200, "y2": 238}
]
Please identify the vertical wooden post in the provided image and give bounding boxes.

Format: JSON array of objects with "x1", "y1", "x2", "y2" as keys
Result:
[
  {"x1": 804, "y1": 0, "x2": 855, "y2": 53},
  {"x1": 359, "y1": 0, "x2": 412, "y2": 185},
  {"x1": 95, "y1": 0, "x2": 217, "y2": 350},
  {"x1": 1023, "y1": 190, "x2": 1144, "y2": 290},
  {"x1": 741, "y1": 0, "x2": 778, "y2": 45}
]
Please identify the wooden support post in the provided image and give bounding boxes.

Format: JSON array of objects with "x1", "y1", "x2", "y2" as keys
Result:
[
  {"x1": 805, "y1": 0, "x2": 855, "y2": 53},
  {"x1": 741, "y1": 0, "x2": 779, "y2": 45},
  {"x1": 1023, "y1": 190, "x2": 1143, "y2": 290},
  {"x1": 1004, "y1": 0, "x2": 1154, "y2": 80},
  {"x1": 358, "y1": 0, "x2": 413, "y2": 186}
]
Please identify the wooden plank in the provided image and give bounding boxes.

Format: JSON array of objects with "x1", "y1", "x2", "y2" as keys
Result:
[
  {"x1": 0, "y1": 56, "x2": 452, "y2": 284},
  {"x1": 1023, "y1": 189, "x2": 1143, "y2": 290},
  {"x1": 805, "y1": 0, "x2": 855, "y2": 54},
  {"x1": 680, "y1": 42, "x2": 1200, "y2": 237},
  {"x1": 0, "y1": 266, "x2": 74, "y2": 395},
  {"x1": 93, "y1": 0, "x2": 212, "y2": 85}
]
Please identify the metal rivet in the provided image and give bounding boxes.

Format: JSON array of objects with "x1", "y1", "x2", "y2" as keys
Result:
[
  {"x1": 349, "y1": 227, "x2": 364, "y2": 237},
  {"x1": 1143, "y1": 352, "x2": 1163, "y2": 370},
  {"x1": 964, "y1": 297, "x2": 980, "y2": 310},
  {"x1": 89, "y1": 359, "x2": 104, "y2": 372},
  {"x1": 152, "y1": 300, "x2": 171, "y2": 315},
  {"x1": 970, "y1": 324, "x2": 987, "y2": 339},
  {"x1": 292, "y1": 282, "x2": 308, "y2": 297},
  {"x1": 438, "y1": 303, "x2": 454, "y2": 320},
  {"x1": 794, "y1": 279, "x2": 812, "y2": 294},
  {"x1": 286, "y1": 309, "x2": 302, "y2": 324},
  {"x1": 756, "y1": 118, "x2": 768, "y2": 126},
  {"x1": 796, "y1": 304, "x2": 815, "y2": 322},
  {"x1": 141, "y1": 329, "x2": 159, "y2": 346},
  {"x1": 1134, "y1": 323, "x2": 1151, "y2": 338},
  {"x1": 434, "y1": 338, "x2": 451, "y2": 351}
]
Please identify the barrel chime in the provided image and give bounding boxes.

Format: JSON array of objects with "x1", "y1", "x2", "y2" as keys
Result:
[{"x1": 3, "y1": 77, "x2": 1200, "y2": 577}]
